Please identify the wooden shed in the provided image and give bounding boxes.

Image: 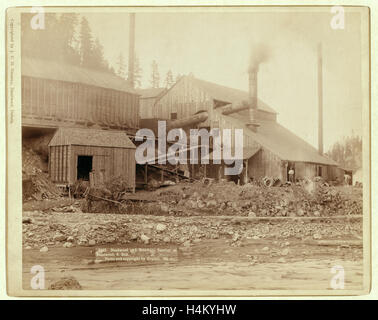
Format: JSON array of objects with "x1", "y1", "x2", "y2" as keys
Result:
[{"x1": 48, "y1": 127, "x2": 136, "y2": 190}]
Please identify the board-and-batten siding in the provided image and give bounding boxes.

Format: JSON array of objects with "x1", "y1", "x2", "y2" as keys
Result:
[
  {"x1": 49, "y1": 145, "x2": 135, "y2": 187},
  {"x1": 154, "y1": 77, "x2": 214, "y2": 123},
  {"x1": 248, "y1": 149, "x2": 284, "y2": 181},
  {"x1": 295, "y1": 162, "x2": 329, "y2": 181},
  {"x1": 139, "y1": 98, "x2": 158, "y2": 119},
  {"x1": 22, "y1": 76, "x2": 139, "y2": 129},
  {"x1": 49, "y1": 145, "x2": 71, "y2": 183}
]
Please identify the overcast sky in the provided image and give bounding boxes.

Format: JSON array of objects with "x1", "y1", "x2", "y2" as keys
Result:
[{"x1": 83, "y1": 8, "x2": 365, "y2": 151}]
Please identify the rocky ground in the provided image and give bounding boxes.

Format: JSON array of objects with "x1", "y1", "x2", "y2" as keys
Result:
[
  {"x1": 22, "y1": 183, "x2": 365, "y2": 292},
  {"x1": 23, "y1": 211, "x2": 362, "y2": 251},
  {"x1": 23, "y1": 183, "x2": 363, "y2": 250},
  {"x1": 83, "y1": 180, "x2": 363, "y2": 217}
]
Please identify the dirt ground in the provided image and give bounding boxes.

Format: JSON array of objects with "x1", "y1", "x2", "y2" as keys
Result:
[
  {"x1": 22, "y1": 211, "x2": 363, "y2": 292},
  {"x1": 23, "y1": 237, "x2": 363, "y2": 291},
  {"x1": 21, "y1": 182, "x2": 364, "y2": 292}
]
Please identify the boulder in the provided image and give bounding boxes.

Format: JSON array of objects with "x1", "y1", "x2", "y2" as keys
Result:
[
  {"x1": 156, "y1": 223, "x2": 167, "y2": 232},
  {"x1": 140, "y1": 234, "x2": 150, "y2": 244},
  {"x1": 40, "y1": 246, "x2": 48, "y2": 253}
]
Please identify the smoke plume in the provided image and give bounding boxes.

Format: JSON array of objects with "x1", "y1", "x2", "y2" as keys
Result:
[{"x1": 249, "y1": 43, "x2": 271, "y2": 72}]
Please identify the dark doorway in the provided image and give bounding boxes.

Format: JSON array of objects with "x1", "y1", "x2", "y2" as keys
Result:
[{"x1": 77, "y1": 156, "x2": 93, "y2": 180}]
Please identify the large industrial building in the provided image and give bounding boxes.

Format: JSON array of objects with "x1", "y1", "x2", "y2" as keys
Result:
[
  {"x1": 21, "y1": 54, "x2": 341, "y2": 188},
  {"x1": 138, "y1": 74, "x2": 339, "y2": 184},
  {"x1": 21, "y1": 57, "x2": 140, "y2": 188}
]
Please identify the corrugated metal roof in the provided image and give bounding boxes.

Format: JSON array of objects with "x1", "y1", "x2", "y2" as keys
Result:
[
  {"x1": 22, "y1": 57, "x2": 139, "y2": 95},
  {"x1": 136, "y1": 88, "x2": 167, "y2": 99},
  {"x1": 187, "y1": 76, "x2": 277, "y2": 114},
  {"x1": 49, "y1": 128, "x2": 136, "y2": 149}
]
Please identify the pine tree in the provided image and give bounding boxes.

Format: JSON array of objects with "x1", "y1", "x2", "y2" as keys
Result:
[
  {"x1": 91, "y1": 37, "x2": 108, "y2": 71},
  {"x1": 150, "y1": 60, "x2": 160, "y2": 88},
  {"x1": 79, "y1": 16, "x2": 93, "y2": 67},
  {"x1": 133, "y1": 54, "x2": 143, "y2": 88},
  {"x1": 57, "y1": 13, "x2": 80, "y2": 64},
  {"x1": 165, "y1": 70, "x2": 174, "y2": 88},
  {"x1": 175, "y1": 73, "x2": 182, "y2": 83},
  {"x1": 116, "y1": 52, "x2": 127, "y2": 79},
  {"x1": 326, "y1": 134, "x2": 362, "y2": 170}
]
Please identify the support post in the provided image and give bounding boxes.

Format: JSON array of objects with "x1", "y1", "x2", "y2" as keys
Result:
[{"x1": 144, "y1": 163, "x2": 148, "y2": 184}]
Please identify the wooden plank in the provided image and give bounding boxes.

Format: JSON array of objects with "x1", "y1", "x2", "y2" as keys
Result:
[{"x1": 65, "y1": 145, "x2": 69, "y2": 182}]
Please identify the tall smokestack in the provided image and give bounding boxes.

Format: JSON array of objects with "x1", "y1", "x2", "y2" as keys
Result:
[
  {"x1": 247, "y1": 44, "x2": 270, "y2": 132},
  {"x1": 317, "y1": 43, "x2": 323, "y2": 155},
  {"x1": 128, "y1": 13, "x2": 135, "y2": 88},
  {"x1": 247, "y1": 66, "x2": 260, "y2": 132}
]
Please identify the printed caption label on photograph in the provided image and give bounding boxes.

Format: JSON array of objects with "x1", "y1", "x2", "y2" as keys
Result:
[{"x1": 94, "y1": 247, "x2": 178, "y2": 263}]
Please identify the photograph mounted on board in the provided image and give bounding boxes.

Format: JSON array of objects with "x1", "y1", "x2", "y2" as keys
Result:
[{"x1": 6, "y1": 6, "x2": 370, "y2": 296}]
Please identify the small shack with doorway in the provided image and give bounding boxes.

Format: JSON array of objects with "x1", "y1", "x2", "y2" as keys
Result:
[{"x1": 48, "y1": 127, "x2": 136, "y2": 191}]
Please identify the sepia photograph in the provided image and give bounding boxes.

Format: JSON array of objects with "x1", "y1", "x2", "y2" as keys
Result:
[{"x1": 6, "y1": 6, "x2": 370, "y2": 296}]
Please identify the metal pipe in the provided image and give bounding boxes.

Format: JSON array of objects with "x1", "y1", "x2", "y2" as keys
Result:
[
  {"x1": 128, "y1": 13, "x2": 135, "y2": 88},
  {"x1": 167, "y1": 111, "x2": 208, "y2": 130},
  {"x1": 222, "y1": 104, "x2": 249, "y2": 115},
  {"x1": 318, "y1": 43, "x2": 324, "y2": 155},
  {"x1": 247, "y1": 67, "x2": 259, "y2": 132}
]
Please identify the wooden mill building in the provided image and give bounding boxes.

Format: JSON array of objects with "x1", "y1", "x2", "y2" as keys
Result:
[
  {"x1": 141, "y1": 75, "x2": 339, "y2": 183},
  {"x1": 21, "y1": 57, "x2": 140, "y2": 189},
  {"x1": 137, "y1": 87, "x2": 167, "y2": 120},
  {"x1": 21, "y1": 57, "x2": 140, "y2": 133}
]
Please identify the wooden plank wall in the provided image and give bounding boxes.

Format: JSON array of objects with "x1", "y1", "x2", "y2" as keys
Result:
[
  {"x1": 288, "y1": 162, "x2": 330, "y2": 181},
  {"x1": 22, "y1": 76, "x2": 139, "y2": 129},
  {"x1": 328, "y1": 166, "x2": 344, "y2": 181},
  {"x1": 154, "y1": 77, "x2": 214, "y2": 124},
  {"x1": 248, "y1": 149, "x2": 284, "y2": 181},
  {"x1": 139, "y1": 98, "x2": 158, "y2": 119},
  {"x1": 67, "y1": 145, "x2": 136, "y2": 187},
  {"x1": 295, "y1": 162, "x2": 315, "y2": 180},
  {"x1": 49, "y1": 145, "x2": 70, "y2": 183}
]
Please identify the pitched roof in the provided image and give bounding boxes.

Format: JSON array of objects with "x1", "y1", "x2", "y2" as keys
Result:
[
  {"x1": 250, "y1": 121, "x2": 338, "y2": 166},
  {"x1": 136, "y1": 87, "x2": 167, "y2": 99},
  {"x1": 219, "y1": 115, "x2": 337, "y2": 166},
  {"x1": 48, "y1": 128, "x2": 136, "y2": 149},
  {"x1": 22, "y1": 57, "x2": 138, "y2": 95},
  {"x1": 209, "y1": 146, "x2": 261, "y2": 161},
  {"x1": 187, "y1": 76, "x2": 277, "y2": 114}
]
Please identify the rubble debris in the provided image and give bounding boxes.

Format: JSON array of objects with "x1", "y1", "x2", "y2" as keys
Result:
[
  {"x1": 22, "y1": 209, "x2": 362, "y2": 249},
  {"x1": 71, "y1": 180, "x2": 90, "y2": 198},
  {"x1": 49, "y1": 276, "x2": 82, "y2": 290},
  {"x1": 281, "y1": 248, "x2": 290, "y2": 256},
  {"x1": 22, "y1": 217, "x2": 33, "y2": 224},
  {"x1": 140, "y1": 234, "x2": 150, "y2": 244},
  {"x1": 107, "y1": 180, "x2": 362, "y2": 218},
  {"x1": 22, "y1": 144, "x2": 62, "y2": 201},
  {"x1": 156, "y1": 223, "x2": 167, "y2": 232}
]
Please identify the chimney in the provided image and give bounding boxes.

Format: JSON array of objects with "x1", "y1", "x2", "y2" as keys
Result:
[
  {"x1": 127, "y1": 13, "x2": 135, "y2": 88},
  {"x1": 247, "y1": 66, "x2": 260, "y2": 132},
  {"x1": 317, "y1": 43, "x2": 323, "y2": 155}
]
